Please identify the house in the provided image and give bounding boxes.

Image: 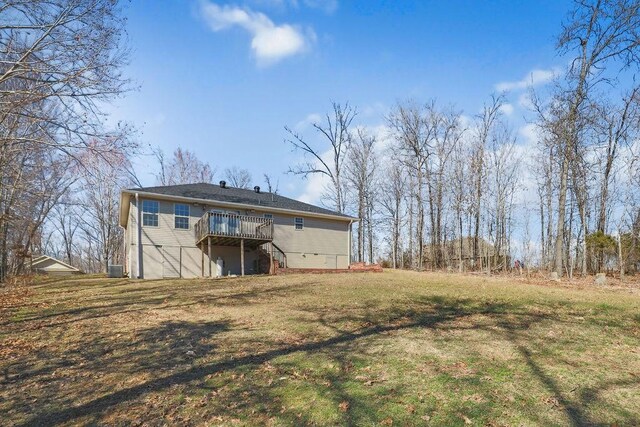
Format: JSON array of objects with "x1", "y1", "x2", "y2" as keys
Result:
[
  {"x1": 118, "y1": 182, "x2": 358, "y2": 279},
  {"x1": 31, "y1": 255, "x2": 82, "y2": 275}
]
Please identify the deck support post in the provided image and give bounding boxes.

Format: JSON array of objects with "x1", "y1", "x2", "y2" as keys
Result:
[
  {"x1": 208, "y1": 237, "x2": 212, "y2": 277},
  {"x1": 200, "y1": 242, "x2": 204, "y2": 277},
  {"x1": 240, "y1": 239, "x2": 245, "y2": 276},
  {"x1": 269, "y1": 242, "x2": 274, "y2": 274}
]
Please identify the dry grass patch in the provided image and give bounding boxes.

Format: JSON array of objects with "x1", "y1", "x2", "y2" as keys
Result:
[{"x1": 0, "y1": 271, "x2": 639, "y2": 426}]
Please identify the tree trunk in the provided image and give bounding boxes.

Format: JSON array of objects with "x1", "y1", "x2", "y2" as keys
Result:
[{"x1": 554, "y1": 151, "x2": 570, "y2": 277}]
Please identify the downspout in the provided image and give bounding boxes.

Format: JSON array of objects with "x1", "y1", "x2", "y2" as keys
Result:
[
  {"x1": 136, "y1": 193, "x2": 143, "y2": 279},
  {"x1": 123, "y1": 222, "x2": 128, "y2": 276},
  {"x1": 347, "y1": 220, "x2": 354, "y2": 268}
]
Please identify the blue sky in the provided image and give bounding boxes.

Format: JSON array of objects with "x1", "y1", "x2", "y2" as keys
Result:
[{"x1": 111, "y1": 0, "x2": 571, "y2": 203}]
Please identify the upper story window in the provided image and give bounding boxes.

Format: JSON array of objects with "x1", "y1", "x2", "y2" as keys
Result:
[
  {"x1": 264, "y1": 213, "x2": 273, "y2": 220},
  {"x1": 294, "y1": 217, "x2": 304, "y2": 230},
  {"x1": 142, "y1": 200, "x2": 159, "y2": 227},
  {"x1": 174, "y1": 203, "x2": 190, "y2": 229}
]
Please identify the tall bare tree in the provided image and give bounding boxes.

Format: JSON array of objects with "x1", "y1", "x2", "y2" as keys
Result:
[
  {"x1": 470, "y1": 95, "x2": 504, "y2": 269},
  {"x1": 425, "y1": 104, "x2": 465, "y2": 269},
  {"x1": 224, "y1": 166, "x2": 252, "y2": 189},
  {"x1": 345, "y1": 128, "x2": 378, "y2": 262},
  {"x1": 286, "y1": 102, "x2": 357, "y2": 213},
  {"x1": 155, "y1": 147, "x2": 216, "y2": 186},
  {"x1": 551, "y1": 0, "x2": 640, "y2": 277},
  {"x1": 388, "y1": 101, "x2": 434, "y2": 269},
  {"x1": 379, "y1": 158, "x2": 406, "y2": 269},
  {"x1": 77, "y1": 140, "x2": 133, "y2": 273},
  {"x1": 594, "y1": 88, "x2": 640, "y2": 234},
  {"x1": 0, "y1": 0, "x2": 133, "y2": 280}
]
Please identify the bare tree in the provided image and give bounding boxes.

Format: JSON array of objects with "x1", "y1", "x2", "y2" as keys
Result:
[
  {"x1": 345, "y1": 128, "x2": 378, "y2": 262},
  {"x1": 155, "y1": 147, "x2": 216, "y2": 185},
  {"x1": 0, "y1": 0, "x2": 133, "y2": 280},
  {"x1": 51, "y1": 198, "x2": 81, "y2": 264},
  {"x1": 286, "y1": 102, "x2": 357, "y2": 213},
  {"x1": 224, "y1": 166, "x2": 252, "y2": 189},
  {"x1": 486, "y1": 125, "x2": 520, "y2": 271},
  {"x1": 77, "y1": 140, "x2": 133, "y2": 273},
  {"x1": 425, "y1": 104, "x2": 465, "y2": 269},
  {"x1": 594, "y1": 88, "x2": 640, "y2": 234},
  {"x1": 388, "y1": 101, "x2": 433, "y2": 269},
  {"x1": 0, "y1": 0, "x2": 134, "y2": 152},
  {"x1": 470, "y1": 94, "x2": 505, "y2": 269},
  {"x1": 379, "y1": 158, "x2": 406, "y2": 269},
  {"x1": 263, "y1": 173, "x2": 279, "y2": 194},
  {"x1": 550, "y1": 0, "x2": 640, "y2": 277}
]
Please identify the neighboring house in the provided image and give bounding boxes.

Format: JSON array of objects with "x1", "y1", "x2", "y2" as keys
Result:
[
  {"x1": 118, "y1": 182, "x2": 358, "y2": 279},
  {"x1": 31, "y1": 255, "x2": 82, "y2": 275}
]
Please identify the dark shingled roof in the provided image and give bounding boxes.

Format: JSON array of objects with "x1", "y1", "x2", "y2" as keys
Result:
[{"x1": 128, "y1": 183, "x2": 354, "y2": 219}]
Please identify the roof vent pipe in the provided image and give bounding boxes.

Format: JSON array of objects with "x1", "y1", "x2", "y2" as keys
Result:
[
  {"x1": 219, "y1": 180, "x2": 226, "y2": 188},
  {"x1": 254, "y1": 186, "x2": 260, "y2": 193}
]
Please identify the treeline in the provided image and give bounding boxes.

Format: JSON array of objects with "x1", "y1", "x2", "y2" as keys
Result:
[
  {"x1": 0, "y1": 0, "x2": 135, "y2": 280},
  {"x1": 286, "y1": 98, "x2": 522, "y2": 273},
  {"x1": 286, "y1": 1, "x2": 640, "y2": 278}
]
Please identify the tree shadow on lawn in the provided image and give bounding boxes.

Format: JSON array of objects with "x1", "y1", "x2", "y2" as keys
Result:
[
  {"x1": 497, "y1": 318, "x2": 640, "y2": 427},
  {"x1": 8, "y1": 294, "x2": 639, "y2": 426},
  {"x1": 2, "y1": 280, "x2": 312, "y2": 332}
]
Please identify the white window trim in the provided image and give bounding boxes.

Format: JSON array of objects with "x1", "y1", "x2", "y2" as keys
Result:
[
  {"x1": 142, "y1": 200, "x2": 159, "y2": 228},
  {"x1": 294, "y1": 217, "x2": 304, "y2": 230},
  {"x1": 173, "y1": 203, "x2": 190, "y2": 230}
]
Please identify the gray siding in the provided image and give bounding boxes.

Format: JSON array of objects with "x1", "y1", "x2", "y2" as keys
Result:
[{"x1": 266, "y1": 211, "x2": 350, "y2": 269}]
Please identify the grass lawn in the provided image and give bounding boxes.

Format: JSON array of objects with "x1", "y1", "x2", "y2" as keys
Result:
[{"x1": 1, "y1": 271, "x2": 639, "y2": 426}]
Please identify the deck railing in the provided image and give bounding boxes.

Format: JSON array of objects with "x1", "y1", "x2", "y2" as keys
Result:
[
  {"x1": 195, "y1": 211, "x2": 274, "y2": 243},
  {"x1": 260, "y1": 242, "x2": 287, "y2": 269}
]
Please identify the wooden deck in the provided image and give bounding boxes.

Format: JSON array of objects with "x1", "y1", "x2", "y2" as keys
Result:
[
  {"x1": 194, "y1": 211, "x2": 276, "y2": 277},
  {"x1": 194, "y1": 211, "x2": 273, "y2": 246}
]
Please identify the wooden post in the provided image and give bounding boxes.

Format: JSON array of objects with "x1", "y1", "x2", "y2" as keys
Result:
[
  {"x1": 269, "y1": 242, "x2": 274, "y2": 274},
  {"x1": 208, "y1": 237, "x2": 212, "y2": 277},
  {"x1": 240, "y1": 239, "x2": 245, "y2": 276},
  {"x1": 200, "y1": 242, "x2": 204, "y2": 277}
]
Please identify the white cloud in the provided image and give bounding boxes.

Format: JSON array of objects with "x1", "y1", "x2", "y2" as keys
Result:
[
  {"x1": 294, "y1": 112, "x2": 322, "y2": 131},
  {"x1": 495, "y1": 67, "x2": 560, "y2": 92},
  {"x1": 360, "y1": 102, "x2": 388, "y2": 119},
  {"x1": 301, "y1": 0, "x2": 338, "y2": 13},
  {"x1": 518, "y1": 92, "x2": 534, "y2": 110},
  {"x1": 297, "y1": 168, "x2": 331, "y2": 204},
  {"x1": 200, "y1": 1, "x2": 314, "y2": 65},
  {"x1": 499, "y1": 103, "x2": 514, "y2": 116},
  {"x1": 255, "y1": 0, "x2": 338, "y2": 13},
  {"x1": 518, "y1": 123, "x2": 539, "y2": 146}
]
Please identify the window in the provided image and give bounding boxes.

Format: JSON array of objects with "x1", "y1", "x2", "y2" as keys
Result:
[
  {"x1": 174, "y1": 203, "x2": 190, "y2": 229},
  {"x1": 264, "y1": 213, "x2": 273, "y2": 220},
  {"x1": 142, "y1": 200, "x2": 159, "y2": 227},
  {"x1": 294, "y1": 217, "x2": 304, "y2": 230}
]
